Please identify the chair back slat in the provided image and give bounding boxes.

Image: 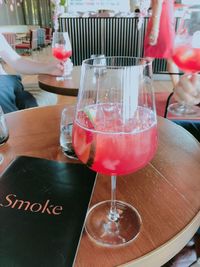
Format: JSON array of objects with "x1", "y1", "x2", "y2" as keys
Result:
[
  {"x1": 31, "y1": 29, "x2": 38, "y2": 50},
  {"x1": 2, "y1": 32, "x2": 16, "y2": 50}
]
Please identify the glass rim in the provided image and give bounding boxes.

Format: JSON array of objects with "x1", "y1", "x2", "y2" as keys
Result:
[
  {"x1": 184, "y1": 5, "x2": 200, "y2": 12},
  {"x1": 82, "y1": 56, "x2": 152, "y2": 68}
]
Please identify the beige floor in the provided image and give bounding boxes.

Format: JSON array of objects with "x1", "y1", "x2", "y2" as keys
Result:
[{"x1": 3, "y1": 46, "x2": 173, "y2": 106}]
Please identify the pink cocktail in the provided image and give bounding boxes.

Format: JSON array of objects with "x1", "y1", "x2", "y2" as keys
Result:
[
  {"x1": 172, "y1": 45, "x2": 200, "y2": 73},
  {"x1": 52, "y1": 32, "x2": 72, "y2": 80},
  {"x1": 73, "y1": 104, "x2": 158, "y2": 176},
  {"x1": 73, "y1": 56, "x2": 157, "y2": 247},
  {"x1": 52, "y1": 45, "x2": 72, "y2": 61},
  {"x1": 167, "y1": 5, "x2": 200, "y2": 116}
]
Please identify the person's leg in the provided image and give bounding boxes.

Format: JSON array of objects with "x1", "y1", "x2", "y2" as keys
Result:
[
  {"x1": 167, "y1": 59, "x2": 180, "y2": 88},
  {"x1": 0, "y1": 75, "x2": 38, "y2": 114},
  {"x1": 172, "y1": 119, "x2": 200, "y2": 142},
  {"x1": 14, "y1": 75, "x2": 38, "y2": 110},
  {"x1": 0, "y1": 75, "x2": 19, "y2": 113}
]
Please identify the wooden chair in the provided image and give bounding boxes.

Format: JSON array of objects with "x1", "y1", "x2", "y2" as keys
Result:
[
  {"x1": 37, "y1": 28, "x2": 46, "y2": 49},
  {"x1": 15, "y1": 29, "x2": 38, "y2": 55},
  {"x1": 153, "y1": 71, "x2": 183, "y2": 118},
  {"x1": 2, "y1": 32, "x2": 16, "y2": 50},
  {"x1": 44, "y1": 27, "x2": 52, "y2": 46},
  {"x1": 164, "y1": 92, "x2": 174, "y2": 118}
]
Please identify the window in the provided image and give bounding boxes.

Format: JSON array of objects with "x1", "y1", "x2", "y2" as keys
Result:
[
  {"x1": 22, "y1": 0, "x2": 51, "y2": 26},
  {"x1": 182, "y1": 0, "x2": 199, "y2": 4},
  {"x1": 68, "y1": 0, "x2": 130, "y2": 12}
]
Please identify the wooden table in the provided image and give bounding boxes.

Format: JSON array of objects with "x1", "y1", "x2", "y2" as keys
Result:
[
  {"x1": 1, "y1": 105, "x2": 200, "y2": 267},
  {"x1": 38, "y1": 66, "x2": 80, "y2": 96}
]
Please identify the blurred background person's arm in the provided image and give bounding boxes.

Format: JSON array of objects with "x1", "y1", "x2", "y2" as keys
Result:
[
  {"x1": 173, "y1": 74, "x2": 200, "y2": 106},
  {"x1": 0, "y1": 33, "x2": 64, "y2": 76}
]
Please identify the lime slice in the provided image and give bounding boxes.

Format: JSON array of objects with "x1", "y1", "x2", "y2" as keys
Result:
[{"x1": 83, "y1": 107, "x2": 96, "y2": 128}]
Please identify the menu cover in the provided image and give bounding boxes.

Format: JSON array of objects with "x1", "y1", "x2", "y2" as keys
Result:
[{"x1": 0, "y1": 156, "x2": 96, "y2": 267}]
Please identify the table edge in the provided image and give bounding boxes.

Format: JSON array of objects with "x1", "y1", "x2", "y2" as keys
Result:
[
  {"x1": 38, "y1": 80, "x2": 79, "y2": 96},
  {"x1": 119, "y1": 211, "x2": 200, "y2": 267}
]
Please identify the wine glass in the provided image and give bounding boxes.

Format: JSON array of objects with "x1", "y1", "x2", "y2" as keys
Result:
[
  {"x1": 52, "y1": 31, "x2": 72, "y2": 80},
  {"x1": 168, "y1": 5, "x2": 200, "y2": 116},
  {"x1": 72, "y1": 57, "x2": 158, "y2": 246},
  {"x1": 0, "y1": 106, "x2": 9, "y2": 164}
]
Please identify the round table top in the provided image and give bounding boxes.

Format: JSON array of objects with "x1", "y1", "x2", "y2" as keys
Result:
[
  {"x1": 38, "y1": 66, "x2": 81, "y2": 96},
  {"x1": 1, "y1": 105, "x2": 200, "y2": 267}
]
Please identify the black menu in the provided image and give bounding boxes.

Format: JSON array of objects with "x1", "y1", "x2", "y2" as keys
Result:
[{"x1": 0, "y1": 156, "x2": 96, "y2": 267}]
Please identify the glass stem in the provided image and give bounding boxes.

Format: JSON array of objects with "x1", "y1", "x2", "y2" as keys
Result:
[{"x1": 108, "y1": 175, "x2": 120, "y2": 222}]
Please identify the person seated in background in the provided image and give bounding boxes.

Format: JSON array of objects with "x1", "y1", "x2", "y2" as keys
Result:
[
  {"x1": 172, "y1": 74, "x2": 200, "y2": 142},
  {"x1": 0, "y1": 32, "x2": 64, "y2": 113},
  {"x1": 169, "y1": 74, "x2": 200, "y2": 267}
]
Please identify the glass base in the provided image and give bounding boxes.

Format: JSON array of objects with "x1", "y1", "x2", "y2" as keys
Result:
[
  {"x1": 85, "y1": 200, "x2": 141, "y2": 247},
  {"x1": 56, "y1": 76, "x2": 72, "y2": 81},
  {"x1": 61, "y1": 144, "x2": 78, "y2": 160},
  {"x1": 62, "y1": 149, "x2": 78, "y2": 160},
  {"x1": 168, "y1": 103, "x2": 200, "y2": 116}
]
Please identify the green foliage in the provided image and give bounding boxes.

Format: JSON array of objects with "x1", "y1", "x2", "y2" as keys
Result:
[{"x1": 60, "y1": 0, "x2": 66, "y2": 6}]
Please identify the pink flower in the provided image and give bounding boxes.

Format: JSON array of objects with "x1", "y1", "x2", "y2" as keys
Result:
[{"x1": 51, "y1": 0, "x2": 61, "y2": 31}]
